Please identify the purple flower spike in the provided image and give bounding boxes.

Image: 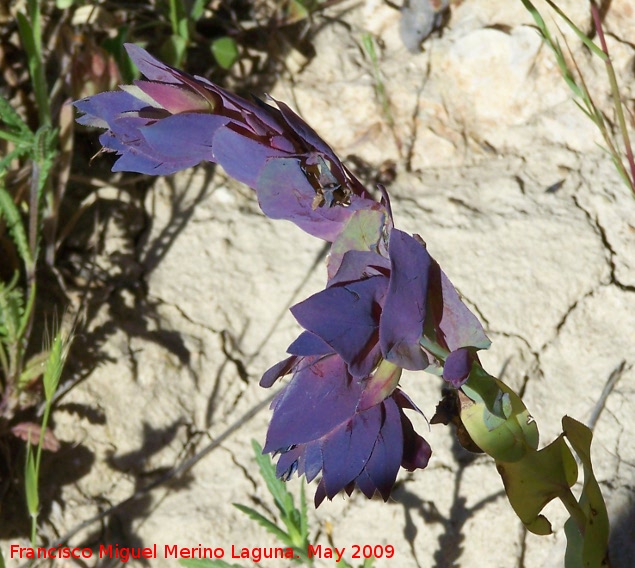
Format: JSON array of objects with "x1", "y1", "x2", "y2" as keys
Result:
[
  {"x1": 262, "y1": 353, "x2": 430, "y2": 506},
  {"x1": 74, "y1": 44, "x2": 382, "y2": 241}
]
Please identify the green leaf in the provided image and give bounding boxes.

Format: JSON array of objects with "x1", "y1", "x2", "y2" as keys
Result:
[
  {"x1": 16, "y1": 5, "x2": 50, "y2": 126},
  {"x1": 252, "y1": 440, "x2": 295, "y2": 519},
  {"x1": 0, "y1": 272, "x2": 24, "y2": 343},
  {"x1": 0, "y1": 95, "x2": 32, "y2": 137},
  {"x1": 43, "y1": 332, "x2": 65, "y2": 402},
  {"x1": 0, "y1": 184, "x2": 33, "y2": 269},
  {"x1": 190, "y1": 0, "x2": 206, "y2": 21},
  {"x1": 497, "y1": 434, "x2": 578, "y2": 535},
  {"x1": 232, "y1": 503, "x2": 293, "y2": 547},
  {"x1": 211, "y1": 37, "x2": 239, "y2": 70},
  {"x1": 562, "y1": 417, "x2": 610, "y2": 568},
  {"x1": 299, "y1": 481, "x2": 308, "y2": 544},
  {"x1": 102, "y1": 29, "x2": 140, "y2": 84},
  {"x1": 55, "y1": 0, "x2": 76, "y2": 8},
  {"x1": 179, "y1": 560, "x2": 244, "y2": 568},
  {"x1": 460, "y1": 365, "x2": 539, "y2": 463},
  {"x1": 161, "y1": 34, "x2": 188, "y2": 67},
  {"x1": 25, "y1": 443, "x2": 39, "y2": 517},
  {"x1": 18, "y1": 349, "x2": 49, "y2": 388},
  {"x1": 285, "y1": 0, "x2": 310, "y2": 24}
]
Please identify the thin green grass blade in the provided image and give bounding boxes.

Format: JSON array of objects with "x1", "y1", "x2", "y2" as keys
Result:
[
  {"x1": 16, "y1": 10, "x2": 50, "y2": 126},
  {"x1": 543, "y1": 0, "x2": 607, "y2": 60}
]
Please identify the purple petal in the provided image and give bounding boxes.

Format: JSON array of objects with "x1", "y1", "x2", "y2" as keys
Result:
[
  {"x1": 104, "y1": 113, "x2": 224, "y2": 174},
  {"x1": 287, "y1": 332, "x2": 333, "y2": 356},
  {"x1": 321, "y1": 406, "x2": 382, "y2": 499},
  {"x1": 134, "y1": 80, "x2": 213, "y2": 113},
  {"x1": 442, "y1": 347, "x2": 474, "y2": 387},
  {"x1": 276, "y1": 446, "x2": 302, "y2": 479},
  {"x1": 362, "y1": 398, "x2": 404, "y2": 500},
  {"x1": 314, "y1": 479, "x2": 327, "y2": 507},
  {"x1": 379, "y1": 229, "x2": 430, "y2": 370},
  {"x1": 290, "y1": 276, "x2": 387, "y2": 378},
  {"x1": 212, "y1": 127, "x2": 289, "y2": 188},
  {"x1": 273, "y1": 99, "x2": 341, "y2": 165},
  {"x1": 392, "y1": 388, "x2": 424, "y2": 415},
  {"x1": 260, "y1": 355, "x2": 300, "y2": 387},
  {"x1": 329, "y1": 250, "x2": 391, "y2": 287},
  {"x1": 125, "y1": 43, "x2": 182, "y2": 83},
  {"x1": 354, "y1": 468, "x2": 378, "y2": 499},
  {"x1": 141, "y1": 113, "x2": 225, "y2": 160},
  {"x1": 263, "y1": 354, "x2": 361, "y2": 452},
  {"x1": 327, "y1": 209, "x2": 389, "y2": 281},
  {"x1": 74, "y1": 91, "x2": 149, "y2": 128},
  {"x1": 401, "y1": 411, "x2": 431, "y2": 471},
  {"x1": 428, "y1": 261, "x2": 491, "y2": 351},
  {"x1": 256, "y1": 158, "x2": 359, "y2": 241},
  {"x1": 301, "y1": 443, "x2": 323, "y2": 482}
]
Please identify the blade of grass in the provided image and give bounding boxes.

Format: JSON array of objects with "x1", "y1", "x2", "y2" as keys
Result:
[
  {"x1": 16, "y1": 0, "x2": 51, "y2": 126},
  {"x1": 590, "y1": 3, "x2": 635, "y2": 193},
  {"x1": 543, "y1": 0, "x2": 607, "y2": 60}
]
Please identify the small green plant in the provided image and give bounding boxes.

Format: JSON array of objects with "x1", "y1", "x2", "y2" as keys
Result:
[
  {"x1": 1, "y1": 0, "x2": 71, "y2": 547},
  {"x1": 520, "y1": 0, "x2": 635, "y2": 196},
  {"x1": 179, "y1": 440, "x2": 372, "y2": 568},
  {"x1": 162, "y1": 0, "x2": 239, "y2": 69},
  {"x1": 24, "y1": 331, "x2": 70, "y2": 545}
]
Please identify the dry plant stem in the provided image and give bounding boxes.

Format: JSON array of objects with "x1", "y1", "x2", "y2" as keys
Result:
[{"x1": 590, "y1": 3, "x2": 635, "y2": 194}]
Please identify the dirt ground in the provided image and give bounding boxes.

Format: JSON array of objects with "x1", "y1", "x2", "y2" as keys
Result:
[{"x1": 3, "y1": 0, "x2": 635, "y2": 566}]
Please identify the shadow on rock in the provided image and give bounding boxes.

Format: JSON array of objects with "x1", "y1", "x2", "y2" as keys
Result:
[{"x1": 0, "y1": 437, "x2": 94, "y2": 540}]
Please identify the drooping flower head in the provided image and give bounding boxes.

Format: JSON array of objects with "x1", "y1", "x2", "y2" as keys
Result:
[
  {"x1": 260, "y1": 208, "x2": 491, "y2": 504},
  {"x1": 74, "y1": 46, "x2": 491, "y2": 505},
  {"x1": 74, "y1": 44, "x2": 382, "y2": 241}
]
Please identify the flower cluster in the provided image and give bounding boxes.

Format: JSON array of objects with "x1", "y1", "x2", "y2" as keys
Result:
[
  {"x1": 74, "y1": 45, "x2": 491, "y2": 505},
  {"x1": 74, "y1": 44, "x2": 380, "y2": 241}
]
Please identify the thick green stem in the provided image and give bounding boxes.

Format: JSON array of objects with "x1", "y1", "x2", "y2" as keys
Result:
[{"x1": 559, "y1": 486, "x2": 588, "y2": 537}]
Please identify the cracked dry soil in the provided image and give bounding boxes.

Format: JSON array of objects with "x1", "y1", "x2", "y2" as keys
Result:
[{"x1": 4, "y1": 0, "x2": 635, "y2": 567}]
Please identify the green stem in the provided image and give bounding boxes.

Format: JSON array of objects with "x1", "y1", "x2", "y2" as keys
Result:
[
  {"x1": 0, "y1": 341, "x2": 8, "y2": 386},
  {"x1": 29, "y1": 387, "x2": 53, "y2": 546},
  {"x1": 419, "y1": 335, "x2": 450, "y2": 361},
  {"x1": 559, "y1": 486, "x2": 587, "y2": 537},
  {"x1": 591, "y1": 3, "x2": 635, "y2": 195}
]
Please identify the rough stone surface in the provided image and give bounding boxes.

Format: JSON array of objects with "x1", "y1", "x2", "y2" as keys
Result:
[{"x1": 5, "y1": 0, "x2": 635, "y2": 566}]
